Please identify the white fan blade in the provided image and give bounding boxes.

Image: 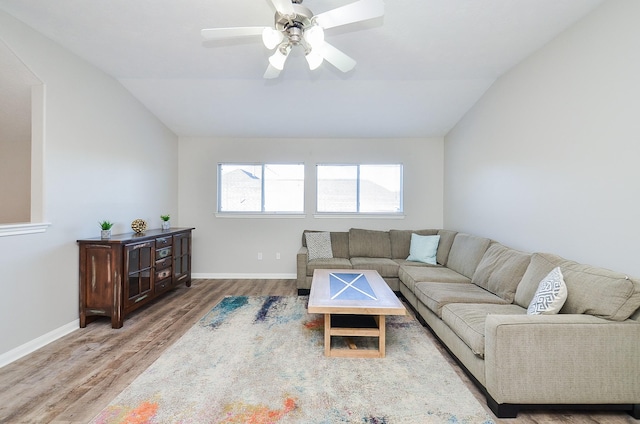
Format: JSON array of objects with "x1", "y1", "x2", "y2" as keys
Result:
[
  {"x1": 263, "y1": 64, "x2": 282, "y2": 79},
  {"x1": 201, "y1": 27, "x2": 267, "y2": 41},
  {"x1": 322, "y1": 42, "x2": 356, "y2": 72},
  {"x1": 314, "y1": 0, "x2": 384, "y2": 30},
  {"x1": 270, "y1": 0, "x2": 295, "y2": 16}
]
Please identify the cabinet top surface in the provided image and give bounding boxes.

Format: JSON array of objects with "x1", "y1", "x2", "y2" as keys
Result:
[{"x1": 77, "y1": 227, "x2": 194, "y2": 244}]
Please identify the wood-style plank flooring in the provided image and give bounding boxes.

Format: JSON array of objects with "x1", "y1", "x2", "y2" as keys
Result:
[{"x1": 0, "y1": 279, "x2": 636, "y2": 423}]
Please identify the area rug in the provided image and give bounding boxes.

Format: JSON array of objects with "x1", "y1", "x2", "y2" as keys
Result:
[{"x1": 91, "y1": 296, "x2": 495, "y2": 424}]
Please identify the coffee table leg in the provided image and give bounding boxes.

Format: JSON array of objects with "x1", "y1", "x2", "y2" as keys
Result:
[
  {"x1": 379, "y1": 315, "x2": 386, "y2": 358},
  {"x1": 324, "y1": 313, "x2": 331, "y2": 356}
]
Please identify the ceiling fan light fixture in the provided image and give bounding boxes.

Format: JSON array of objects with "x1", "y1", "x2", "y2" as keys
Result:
[
  {"x1": 304, "y1": 25, "x2": 324, "y2": 49},
  {"x1": 305, "y1": 49, "x2": 324, "y2": 70},
  {"x1": 262, "y1": 28, "x2": 284, "y2": 49},
  {"x1": 268, "y1": 44, "x2": 291, "y2": 70}
]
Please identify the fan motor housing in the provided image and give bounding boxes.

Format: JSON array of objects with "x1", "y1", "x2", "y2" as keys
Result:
[{"x1": 274, "y1": 4, "x2": 314, "y2": 35}]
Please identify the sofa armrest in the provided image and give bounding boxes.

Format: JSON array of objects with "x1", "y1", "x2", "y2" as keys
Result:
[
  {"x1": 484, "y1": 314, "x2": 640, "y2": 405},
  {"x1": 297, "y1": 246, "x2": 309, "y2": 288}
]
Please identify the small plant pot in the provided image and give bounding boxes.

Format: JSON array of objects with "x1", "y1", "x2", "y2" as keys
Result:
[
  {"x1": 161, "y1": 221, "x2": 170, "y2": 230},
  {"x1": 101, "y1": 229, "x2": 112, "y2": 239}
]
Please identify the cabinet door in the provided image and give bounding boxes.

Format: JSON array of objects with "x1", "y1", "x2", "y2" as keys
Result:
[
  {"x1": 173, "y1": 232, "x2": 191, "y2": 284},
  {"x1": 124, "y1": 241, "x2": 154, "y2": 308}
]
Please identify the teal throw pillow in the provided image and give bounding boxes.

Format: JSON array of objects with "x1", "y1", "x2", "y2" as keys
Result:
[{"x1": 406, "y1": 234, "x2": 440, "y2": 265}]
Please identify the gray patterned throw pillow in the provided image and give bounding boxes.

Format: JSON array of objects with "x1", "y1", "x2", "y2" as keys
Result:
[
  {"x1": 306, "y1": 232, "x2": 333, "y2": 260},
  {"x1": 527, "y1": 266, "x2": 568, "y2": 315}
]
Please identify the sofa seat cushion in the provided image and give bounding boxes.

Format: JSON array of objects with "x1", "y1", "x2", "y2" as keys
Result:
[
  {"x1": 350, "y1": 257, "x2": 399, "y2": 278},
  {"x1": 394, "y1": 259, "x2": 441, "y2": 268},
  {"x1": 398, "y1": 265, "x2": 468, "y2": 293},
  {"x1": 471, "y1": 243, "x2": 531, "y2": 303},
  {"x1": 442, "y1": 303, "x2": 527, "y2": 357},
  {"x1": 414, "y1": 282, "x2": 509, "y2": 318},
  {"x1": 306, "y1": 258, "x2": 352, "y2": 276},
  {"x1": 515, "y1": 253, "x2": 640, "y2": 321}
]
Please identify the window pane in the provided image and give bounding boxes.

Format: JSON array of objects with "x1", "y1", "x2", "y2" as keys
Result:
[
  {"x1": 317, "y1": 164, "x2": 403, "y2": 213},
  {"x1": 219, "y1": 164, "x2": 262, "y2": 212},
  {"x1": 360, "y1": 165, "x2": 403, "y2": 213},
  {"x1": 317, "y1": 165, "x2": 357, "y2": 212},
  {"x1": 264, "y1": 164, "x2": 304, "y2": 212},
  {"x1": 218, "y1": 163, "x2": 304, "y2": 213}
]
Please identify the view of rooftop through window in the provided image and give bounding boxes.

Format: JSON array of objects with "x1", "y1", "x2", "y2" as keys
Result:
[
  {"x1": 218, "y1": 164, "x2": 304, "y2": 213},
  {"x1": 218, "y1": 163, "x2": 402, "y2": 214},
  {"x1": 317, "y1": 164, "x2": 403, "y2": 213}
]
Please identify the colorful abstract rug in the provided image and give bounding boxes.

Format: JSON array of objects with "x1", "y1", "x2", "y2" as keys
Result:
[{"x1": 91, "y1": 296, "x2": 495, "y2": 423}]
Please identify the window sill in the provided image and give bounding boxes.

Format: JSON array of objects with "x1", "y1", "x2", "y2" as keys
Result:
[
  {"x1": 215, "y1": 213, "x2": 306, "y2": 219},
  {"x1": 0, "y1": 222, "x2": 52, "y2": 237},
  {"x1": 313, "y1": 213, "x2": 405, "y2": 219}
]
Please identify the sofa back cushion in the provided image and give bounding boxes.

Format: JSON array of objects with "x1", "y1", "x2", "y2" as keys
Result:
[
  {"x1": 436, "y1": 230, "x2": 458, "y2": 266},
  {"x1": 348, "y1": 228, "x2": 391, "y2": 258},
  {"x1": 302, "y1": 230, "x2": 350, "y2": 259},
  {"x1": 446, "y1": 233, "x2": 492, "y2": 279},
  {"x1": 515, "y1": 252, "x2": 640, "y2": 321},
  {"x1": 389, "y1": 229, "x2": 439, "y2": 259},
  {"x1": 471, "y1": 243, "x2": 532, "y2": 303}
]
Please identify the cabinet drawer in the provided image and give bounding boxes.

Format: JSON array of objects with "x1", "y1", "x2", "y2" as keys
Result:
[
  {"x1": 156, "y1": 237, "x2": 172, "y2": 247},
  {"x1": 155, "y1": 267, "x2": 172, "y2": 281},
  {"x1": 155, "y1": 277, "x2": 171, "y2": 294},
  {"x1": 155, "y1": 256, "x2": 172, "y2": 269},
  {"x1": 156, "y1": 246, "x2": 172, "y2": 259}
]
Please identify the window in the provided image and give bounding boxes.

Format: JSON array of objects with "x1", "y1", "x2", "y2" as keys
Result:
[
  {"x1": 316, "y1": 164, "x2": 403, "y2": 213},
  {"x1": 218, "y1": 163, "x2": 304, "y2": 213}
]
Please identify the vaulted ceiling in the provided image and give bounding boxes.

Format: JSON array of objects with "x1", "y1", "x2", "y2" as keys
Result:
[{"x1": 0, "y1": 0, "x2": 604, "y2": 138}]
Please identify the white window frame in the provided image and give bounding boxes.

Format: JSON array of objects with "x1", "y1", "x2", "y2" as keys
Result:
[
  {"x1": 216, "y1": 163, "x2": 305, "y2": 217},
  {"x1": 315, "y1": 163, "x2": 404, "y2": 218}
]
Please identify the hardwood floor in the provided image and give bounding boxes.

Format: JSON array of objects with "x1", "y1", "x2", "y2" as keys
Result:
[{"x1": 0, "y1": 279, "x2": 636, "y2": 423}]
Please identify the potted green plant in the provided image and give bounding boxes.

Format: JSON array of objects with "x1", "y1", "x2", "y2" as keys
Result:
[
  {"x1": 99, "y1": 220, "x2": 114, "y2": 239},
  {"x1": 160, "y1": 214, "x2": 171, "y2": 230}
]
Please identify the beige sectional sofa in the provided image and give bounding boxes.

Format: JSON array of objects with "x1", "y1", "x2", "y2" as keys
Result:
[{"x1": 297, "y1": 228, "x2": 640, "y2": 418}]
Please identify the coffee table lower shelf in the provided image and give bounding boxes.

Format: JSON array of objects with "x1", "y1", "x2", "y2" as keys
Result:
[{"x1": 324, "y1": 314, "x2": 386, "y2": 358}]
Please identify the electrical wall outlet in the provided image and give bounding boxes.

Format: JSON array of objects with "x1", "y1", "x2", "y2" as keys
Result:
[
  {"x1": 257, "y1": 252, "x2": 263, "y2": 260},
  {"x1": 276, "y1": 252, "x2": 281, "y2": 260}
]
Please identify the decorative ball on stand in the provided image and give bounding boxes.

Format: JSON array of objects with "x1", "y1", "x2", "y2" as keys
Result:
[{"x1": 131, "y1": 219, "x2": 147, "y2": 234}]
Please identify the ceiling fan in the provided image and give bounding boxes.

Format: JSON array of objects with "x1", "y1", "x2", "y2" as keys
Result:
[{"x1": 201, "y1": 0, "x2": 384, "y2": 78}]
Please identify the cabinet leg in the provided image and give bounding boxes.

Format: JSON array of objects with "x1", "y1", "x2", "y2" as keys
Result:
[{"x1": 111, "y1": 316, "x2": 123, "y2": 329}]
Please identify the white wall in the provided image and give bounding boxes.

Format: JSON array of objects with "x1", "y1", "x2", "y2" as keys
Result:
[
  {"x1": 0, "y1": 11, "x2": 178, "y2": 359},
  {"x1": 179, "y1": 137, "x2": 444, "y2": 277},
  {"x1": 444, "y1": 0, "x2": 640, "y2": 277}
]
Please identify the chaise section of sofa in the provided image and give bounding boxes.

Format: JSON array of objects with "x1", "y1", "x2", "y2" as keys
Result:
[{"x1": 406, "y1": 243, "x2": 640, "y2": 418}]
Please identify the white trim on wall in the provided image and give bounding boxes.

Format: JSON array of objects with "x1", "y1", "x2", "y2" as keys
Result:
[
  {"x1": 0, "y1": 320, "x2": 78, "y2": 368},
  {"x1": 192, "y1": 273, "x2": 297, "y2": 280},
  {"x1": 0, "y1": 222, "x2": 51, "y2": 237}
]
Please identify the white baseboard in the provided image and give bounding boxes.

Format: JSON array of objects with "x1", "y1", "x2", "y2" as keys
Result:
[
  {"x1": 0, "y1": 274, "x2": 296, "y2": 369},
  {"x1": 191, "y1": 273, "x2": 297, "y2": 280},
  {"x1": 0, "y1": 320, "x2": 79, "y2": 369}
]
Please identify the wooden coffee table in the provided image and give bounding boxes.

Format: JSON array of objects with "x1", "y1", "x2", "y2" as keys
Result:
[{"x1": 307, "y1": 269, "x2": 406, "y2": 358}]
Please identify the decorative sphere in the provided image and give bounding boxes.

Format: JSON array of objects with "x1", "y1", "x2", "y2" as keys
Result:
[{"x1": 131, "y1": 219, "x2": 147, "y2": 233}]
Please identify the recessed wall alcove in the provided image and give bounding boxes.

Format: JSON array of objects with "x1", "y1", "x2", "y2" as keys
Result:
[{"x1": 0, "y1": 38, "x2": 47, "y2": 236}]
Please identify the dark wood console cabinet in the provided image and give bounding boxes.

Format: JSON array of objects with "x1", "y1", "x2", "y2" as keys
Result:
[{"x1": 78, "y1": 227, "x2": 194, "y2": 329}]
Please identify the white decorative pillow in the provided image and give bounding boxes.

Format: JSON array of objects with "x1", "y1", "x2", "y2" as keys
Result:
[
  {"x1": 305, "y1": 232, "x2": 333, "y2": 260},
  {"x1": 406, "y1": 234, "x2": 440, "y2": 265},
  {"x1": 527, "y1": 267, "x2": 568, "y2": 315}
]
